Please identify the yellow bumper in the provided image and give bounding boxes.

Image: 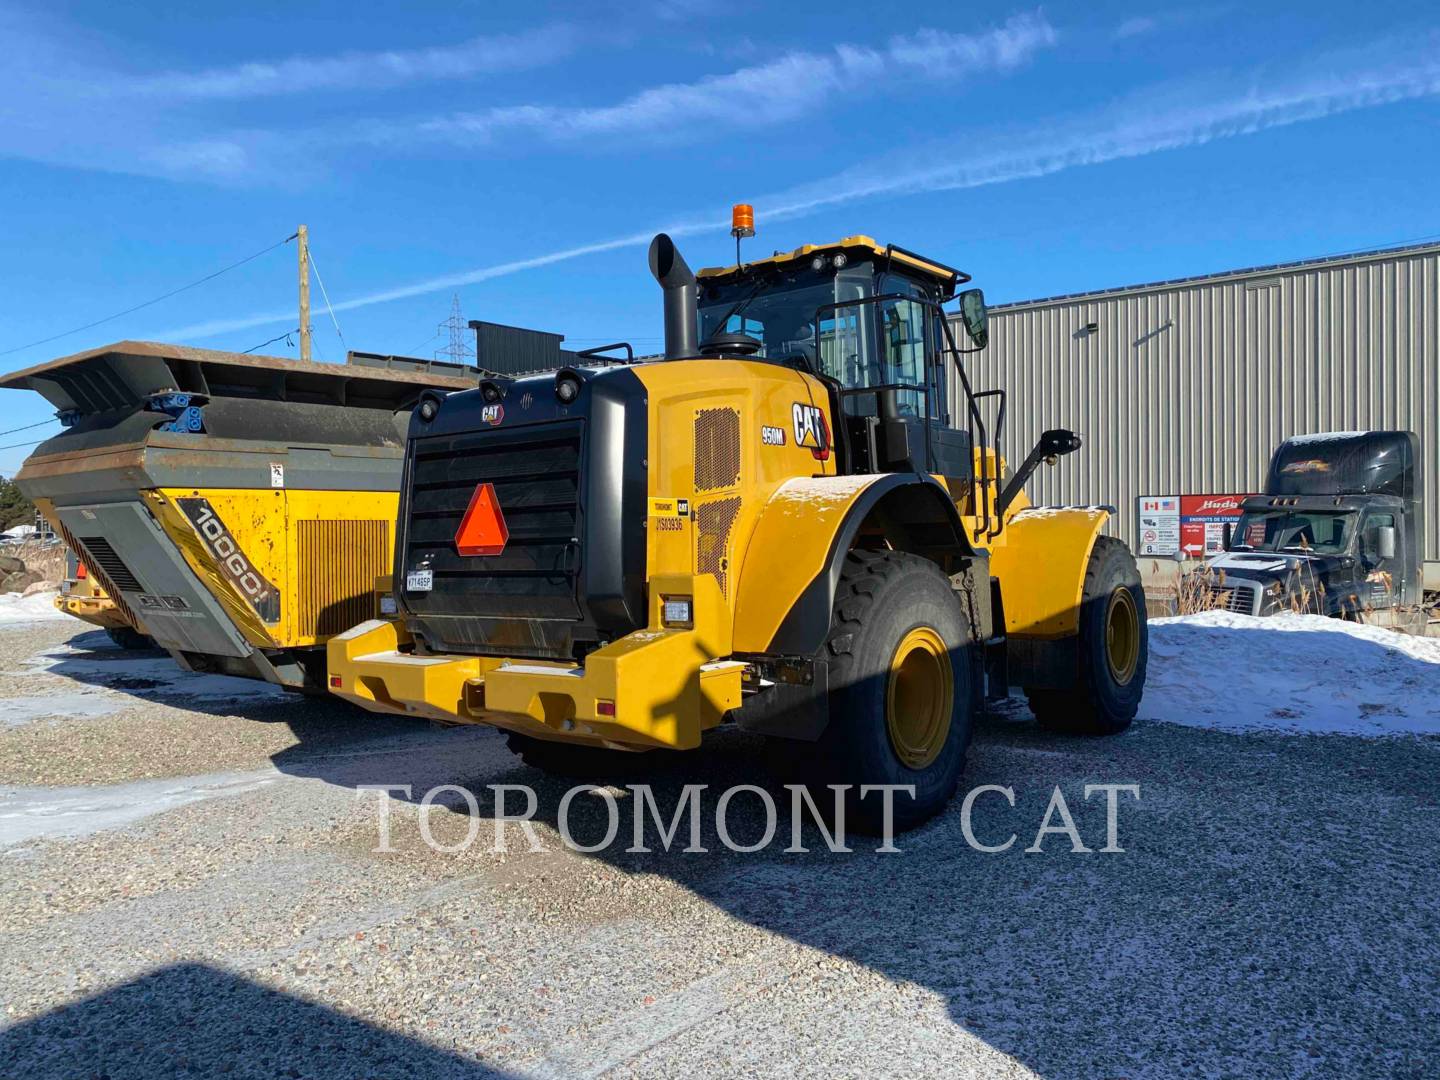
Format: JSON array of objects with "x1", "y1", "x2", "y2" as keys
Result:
[
  {"x1": 325, "y1": 575, "x2": 744, "y2": 750},
  {"x1": 54, "y1": 592, "x2": 128, "y2": 630}
]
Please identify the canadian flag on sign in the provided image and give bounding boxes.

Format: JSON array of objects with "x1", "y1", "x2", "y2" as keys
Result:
[{"x1": 455, "y1": 482, "x2": 509, "y2": 556}]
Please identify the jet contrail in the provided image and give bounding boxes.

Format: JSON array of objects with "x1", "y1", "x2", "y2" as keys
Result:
[{"x1": 151, "y1": 43, "x2": 1440, "y2": 346}]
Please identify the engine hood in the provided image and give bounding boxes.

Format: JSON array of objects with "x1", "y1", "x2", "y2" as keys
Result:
[{"x1": 1202, "y1": 549, "x2": 1347, "y2": 584}]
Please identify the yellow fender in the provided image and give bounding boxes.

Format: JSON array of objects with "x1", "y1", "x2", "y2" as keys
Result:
[
  {"x1": 731, "y1": 473, "x2": 974, "y2": 655},
  {"x1": 989, "y1": 506, "x2": 1110, "y2": 639}
]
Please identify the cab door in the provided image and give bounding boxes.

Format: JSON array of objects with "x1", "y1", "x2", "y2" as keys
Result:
[{"x1": 1358, "y1": 511, "x2": 1400, "y2": 611}]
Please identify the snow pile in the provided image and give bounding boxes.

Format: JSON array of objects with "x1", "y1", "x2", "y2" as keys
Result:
[
  {"x1": 0, "y1": 590, "x2": 68, "y2": 625},
  {"x1": 1141, "y1": 611, "x2": 1440, "y2": 735}
]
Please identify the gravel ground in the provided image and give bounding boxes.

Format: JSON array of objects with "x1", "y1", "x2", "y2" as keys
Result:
[{"x1": 0, "y1": 618, "x2": 1437, "y2": 1078}]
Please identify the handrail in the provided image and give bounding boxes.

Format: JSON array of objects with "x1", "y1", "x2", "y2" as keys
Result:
[
  {"x1": 971, "y1": 389, "x2": 1007, "y2": 539},
  {"x1": 574, "y1": 341, "x2": 635, "y2": 362}
]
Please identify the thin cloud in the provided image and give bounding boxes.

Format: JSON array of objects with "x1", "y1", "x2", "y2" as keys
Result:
[
  {"x1": 132, "y1": 24, "x2": 583, "y2": 100},
  {"x1": 402, "y1": 14, "x2": 1057, "y2": 146},
  {"x1": 1115, "y1": 17, "x2": 1160, "y2": 40},
  {"x1": 148, "y1": 36, "x2": 1440, "y2": 344},
  {"x1": 762, "y1": 45, "x2": 1440, "y2": 221}
]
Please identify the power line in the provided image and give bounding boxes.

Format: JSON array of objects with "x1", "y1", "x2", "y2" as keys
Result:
[
  {"x1": 243, "y1": 329, "x2": 298, "y2": 355},
  {"x1": 0, "y1": 418, "x2": 57, "y2": 438},
  {"x1": 309, "y1": 250, "x2": 346, "y2": 353},
  {"x1": 405, "y1": 330, "x2": 444, "y2": 356},
  {"x1": 0, "y1": 436, "x2": 49, "y2": 452},
  {"x1": 0, "y1": 232, "x2": 298, "y2": 360}
]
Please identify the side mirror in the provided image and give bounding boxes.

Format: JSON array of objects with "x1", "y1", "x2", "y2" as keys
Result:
[
  {"x1": 1222, "y1": 522, "x2": 1233, "y2": 551},
  {"x1": 958, "y1": 288, "x2": 988, "y2": 349},
  {"x1": 1376, "y1": 525, "x2": 1396, "y2": 560}
]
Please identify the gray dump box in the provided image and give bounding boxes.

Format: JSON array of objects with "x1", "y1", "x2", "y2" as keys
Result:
[{"x1": 2, "y1": 341, "x2": 479, "y2": 689}]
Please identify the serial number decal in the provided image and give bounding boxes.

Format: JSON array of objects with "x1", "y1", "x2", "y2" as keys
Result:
[
  {"x1": 649, "y1": 497, "x2": 691, "y2": 519},
  {"x1": 761, "y1": 425, "x2": 786, "y2": 446},
  {"x1": 135, "y1": 594, "x2": 202, "y2": 618},
  {"x1": 176, "y1": 498, "x2": 282, "y2": 623}
]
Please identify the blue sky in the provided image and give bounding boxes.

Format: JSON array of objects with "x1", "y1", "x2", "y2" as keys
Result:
[{"x1": 2, "y1": 1, "x2": 1438, "y2": 471}]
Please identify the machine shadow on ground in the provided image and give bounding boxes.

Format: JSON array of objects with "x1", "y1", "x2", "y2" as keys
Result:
[
  {"x1": 0, "y1": 962, "x2": 515, "y2": 1079},
  {"x1": 21, "y1": 623, "x2": 1439, "y2": 1076},
  {"x1": 261, "y1": 627, "x2": 1440, "y2": 1078}
]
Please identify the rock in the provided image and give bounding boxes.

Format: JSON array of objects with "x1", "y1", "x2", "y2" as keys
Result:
[
  {"x1": 22, "y1": 580, "x2": 60, "y2": 597},
  {"x1": 1, "y1": 570, "x2": 41, "y2": 593},
  {"x1": 0, "y1": 555, "x2": 24, "y2": 575}
]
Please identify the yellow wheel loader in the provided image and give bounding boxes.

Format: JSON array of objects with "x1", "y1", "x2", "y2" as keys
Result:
[
  {"x1": 54, "y1": 549, "x2": 154, "y2": 649},
  {"x1": 329, "y1": 228, "x2": 1148, "y2": 830}
]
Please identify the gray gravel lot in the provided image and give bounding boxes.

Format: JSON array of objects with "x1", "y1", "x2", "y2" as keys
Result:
[{"x1": 0, "y1": 618, "x2": 1437, "y2": 1078}]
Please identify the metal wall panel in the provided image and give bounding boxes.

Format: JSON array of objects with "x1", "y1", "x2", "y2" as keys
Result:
[{"x1": 952, "y1": 243, "x2": 1440, "y2": 565}]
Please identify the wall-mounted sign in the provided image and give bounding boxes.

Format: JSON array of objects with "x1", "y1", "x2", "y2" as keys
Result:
[
  {"x1": 1136, "y1": 496, "x2": 1180, "y2": 556},
  {"x1": 1179, "y1": 493, "x2": 1254, "y2": 557},
  {"x1": 1137, "y1": 493, "x2": 1255, "y2": 557}
]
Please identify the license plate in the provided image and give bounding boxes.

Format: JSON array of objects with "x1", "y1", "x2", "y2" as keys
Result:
[{"x1": 406, "y1": 569, "x2": 433, "y2": 592}]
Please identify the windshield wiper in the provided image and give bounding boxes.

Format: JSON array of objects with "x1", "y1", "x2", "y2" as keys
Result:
[{"x1": 702, "y1": 280, "x2": 766, "y2": 345}]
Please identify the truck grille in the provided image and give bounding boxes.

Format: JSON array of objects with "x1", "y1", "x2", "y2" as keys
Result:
[
  {"x1": 401, "y1": 421, "x2": 584, "y2": 652},
  {"x1": 1209, "y1": 584, "x2": 1257, "y2": 615}
]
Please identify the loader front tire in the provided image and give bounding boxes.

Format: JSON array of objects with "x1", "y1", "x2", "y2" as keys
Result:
[
  {"x1": 1026, "y1": 536, "x2": 1146, "y2": 736},
  {"x1": 792, "y1": 549, "x2": 976, "y2": 834}
]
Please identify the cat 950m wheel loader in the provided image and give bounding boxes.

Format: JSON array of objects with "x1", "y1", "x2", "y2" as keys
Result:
[{"x1": 329, "y1": 218, "x2": 1148, "y2": 830}]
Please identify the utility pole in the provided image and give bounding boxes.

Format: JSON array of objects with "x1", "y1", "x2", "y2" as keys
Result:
[{"x1": 297, "y1": 224, "x2": 312, "y2": 362}]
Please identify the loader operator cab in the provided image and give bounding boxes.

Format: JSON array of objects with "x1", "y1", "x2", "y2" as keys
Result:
[{"x1": 696, "y1": 237, "x2": 992, "y2": 481}]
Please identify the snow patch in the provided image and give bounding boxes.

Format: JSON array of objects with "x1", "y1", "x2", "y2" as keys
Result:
[
  {"x1": 0, "y1": 591, "x2": 69, "y2": 625},
  {"x1": 0, "y1": 768, "x2": 278, "y2": 847},
  {"x1": 1, "y1": 691, "x2": 124, "y2": 727},
  {"x1": 1140, "y1": 611, "x2": 1440, "y2": 735},
  {"x1": 1283, "y1": 430, "x2": 1370, "y2": 445},
  {"x1": 18, "y1": 640, "x2": 291, "y2": 705}
]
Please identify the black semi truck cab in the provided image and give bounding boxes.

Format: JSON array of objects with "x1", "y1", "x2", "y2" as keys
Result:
[{"x1": 1200, "y1": 431, "x2": 1424, "y2": 621}]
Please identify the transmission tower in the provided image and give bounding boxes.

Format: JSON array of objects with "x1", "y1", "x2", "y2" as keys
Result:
[{"x1": 436, "y1": 294, "x2": 474, "y2": 364}]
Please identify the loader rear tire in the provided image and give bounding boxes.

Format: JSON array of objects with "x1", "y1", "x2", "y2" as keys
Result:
[
  {"x1": 504, "y1": 732, "x2": 661, "y2": 781},
  {"x1": 786, "y1": 549, "x2": 976, "y2": 834},
  {"x1": 1026, "y1": 536, "x2": 1146, "y2": 736}
]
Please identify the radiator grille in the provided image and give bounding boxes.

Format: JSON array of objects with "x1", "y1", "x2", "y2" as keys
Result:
[
  {"x1": 403, "y1": 423, "x2": 583, "y2": 632},
  {"x1": 696, "y1": 496, "x2": 742, "y2": 595},
  {"x1": 297, "y1": 519, "x2": 388, "y2": 637},
  {"x1": 58, "y1": 522, "x2": 139, "y2": 627},
  {"x1": 694, "y1": 408, "x2": 740, "y2": 492}
]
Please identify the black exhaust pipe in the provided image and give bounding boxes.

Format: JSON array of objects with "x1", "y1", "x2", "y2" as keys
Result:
[{"x1": 648, "y1": 233, "x2": 698, "y2": 360}]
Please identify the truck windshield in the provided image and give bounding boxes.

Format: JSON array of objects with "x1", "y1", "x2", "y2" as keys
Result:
[{"x1": 1231, "y1": 510, "x2": 1355, "y2": 554}]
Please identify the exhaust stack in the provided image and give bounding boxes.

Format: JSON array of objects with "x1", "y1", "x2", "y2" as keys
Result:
[{"x1": 648, "y1": 233, "x2": 698, "y2": 360}]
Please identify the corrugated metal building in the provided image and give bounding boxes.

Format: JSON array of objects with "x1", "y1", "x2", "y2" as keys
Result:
[{"x1": 953, "y1": 240, "x2": 1440, "y2": 580}]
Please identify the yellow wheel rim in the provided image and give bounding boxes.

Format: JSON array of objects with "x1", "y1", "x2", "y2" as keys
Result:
[
  {"x1": 885, "y1": 626, "x2": 954, "y2": 770},
  {"x1": 1104, "y1": 587, "x2": 1140, "y2": 685}
]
